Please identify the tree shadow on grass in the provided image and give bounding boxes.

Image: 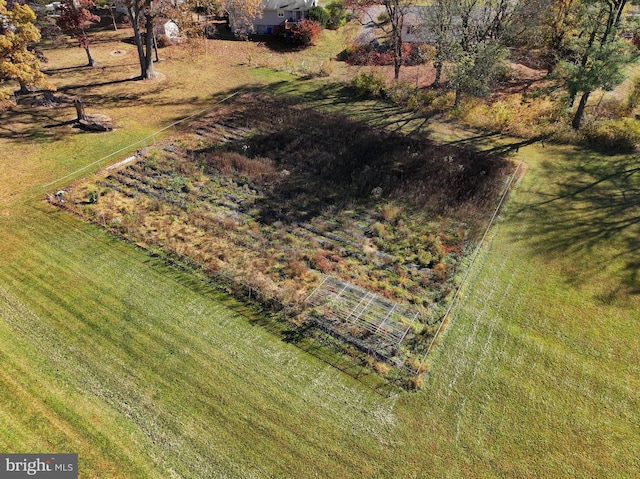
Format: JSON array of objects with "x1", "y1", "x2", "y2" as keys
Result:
[
  {"x1": 0, "y1": 82, "x2": 260, "y2": 145},
  {"x1": 43, "y1": 119, "x2": 76, "y2": 129},
  {"x1": 273, "y1": 79, "x2": 353, "y2": 104},
  {"x1": 266, "y1": 78, "x2": 446, "y2": 137},
  {"x1": 515, "y1": 152, "x2": 640, "y2": 298},
  {"x1": 59, "y1": 75, "x2": 142, "y2": 94},
  {"x1": 183, "y1": 83, "x2": 547, "y2": 236},
  {"x1": 191, "y1": 93, "x2": 513, "y2": 236},
  {"x1": 0, "y1": 106, "x2": 79, "y2": 142},
  {"x1": 42, "y1": 65, "x2": 91, "y2": 74}
]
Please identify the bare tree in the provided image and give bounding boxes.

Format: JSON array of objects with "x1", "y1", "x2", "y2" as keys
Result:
[
  {"x1": 419, "y1": 0, "x2": 455, "y2": 86},
  {"x1": 419, "y1": 0, "x2": 515, "y2": 104},
  {"x1": 350, "y1": 0, "x2": 414, "y2": 80}
]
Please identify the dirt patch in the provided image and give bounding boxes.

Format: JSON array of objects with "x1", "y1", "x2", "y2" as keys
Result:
[
  {"x1": 497, "y1": 63, "x2": 550, "y2": 96},
  {"x1": 347, "y1": 61, "x2": 548, "y2": 92}
]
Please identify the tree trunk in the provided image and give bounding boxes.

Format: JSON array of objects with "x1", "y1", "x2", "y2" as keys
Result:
[
  {"x1": 434, "y1": 61, "x2": 442, "y2": 87},
  {"x1": 392, "y1": 27, "x2": 401, "y2": 81},
  {"x1": 109, "y1": 4, "x2": 117, "y2": 31},
  {"x1": 572, "y1": 91, "x2": 590, "y2": 130},
  {"x1": 394, "y1": 23, "x2": 402, "y2": 80},
  {"x1": 85, "y1": 46, "x2": 95, "y2": 67},
  {"x1": 546, "y1": 61, "x2": 556, "y2": 75},
  {"x1": 74, "y1": 98, "x2": 86, "y2": 121},
  {"x1": 387, "y1": 0, "x2": 403, "y2": 81},
  {"x1": 454, "y1": 87, "x2": 461, "y2": 108},
  {"x1": 394, "y1": 57, "x2": 401, "y2": 81},
  {"x1": 128, "y1": 6, "x2": 147, "y2": 79},
  {"x1": 18, "y1": 82, "x2": 32, "y2": 94},
  {"x1": 153, "y1": 31, "x2": 159, "y2": 63},
  {"x1": 144, "y1": 13, "x2": 156, "y2": 79}
]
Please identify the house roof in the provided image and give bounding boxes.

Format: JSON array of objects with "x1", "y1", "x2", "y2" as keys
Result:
[{"x1": 263, "y1": 0, "x2": 316, "y2": 11}]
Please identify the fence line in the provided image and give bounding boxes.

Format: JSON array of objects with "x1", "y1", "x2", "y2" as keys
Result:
[
  {"x1": 415, "y1": 156, "x2": 525, "y2": 376},
  {"x1": 40, "y1": 91, "x2": 240, "y2": 192},
  {"x1": 40, "y1": 89, "x2": 524, "y2": 382}
]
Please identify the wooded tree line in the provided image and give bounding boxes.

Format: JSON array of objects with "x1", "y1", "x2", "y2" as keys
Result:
[
  {"x1": 422, "y1": 0, "x2": 639, "y2": 128},
  {"x1": 1, "y1": 0, "x2": 638, "y2": 128},
  {"x1": 355, "y1": 0, "x2": 638, "y2": 128}
]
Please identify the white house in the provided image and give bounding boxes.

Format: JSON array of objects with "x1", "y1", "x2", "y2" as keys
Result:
[{"x1": 253, "y1": 0, "x2": 317, "y2": 35}]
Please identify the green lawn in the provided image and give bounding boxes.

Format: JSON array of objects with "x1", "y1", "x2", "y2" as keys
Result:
[{"x1": 1, "y1": 30, "x2": 638, "y2": 478}]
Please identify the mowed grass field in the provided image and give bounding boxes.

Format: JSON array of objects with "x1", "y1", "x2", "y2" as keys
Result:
[{"x1": 1, "y1": 27, "x2": 639, "y2": 478}]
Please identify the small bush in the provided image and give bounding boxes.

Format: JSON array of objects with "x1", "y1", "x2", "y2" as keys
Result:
[
  {"x1": 341, "y1": 43, "x2": 393, "y2": 66},
  {"x1": 417, "y1": 250, "x2": 433, "y2": 267},
  {"x1": 0, "y1": 98, "x2": 16, "y2": 113},
  {"x1": 370, "y1": 222, "x2": 387, "y2": 238},
  {"x1": 307, "y1": 6, "x2": 329, "y2": 28},
  {"x1": 381, "y1": 202, "x2": 402, "y2": 222},
  {"x1": 289, "y1": 20, "x2": 322, "y2": 46},
  {"x1": 209, "y1": 151, "x2": 276, "y2": 179},
  {"x1": 386, "y1": 82, "x2": 415, "y2": 105},
  {"x1": 581, "y1": 118, "x2": 640, "y2": 154},
  {"x1": 318, "y1": 59, "x2": 336, "y2": 77},
  {"x1": 408, "y1": 373, "x2": 425, "y2": 390},
  {"x1": 628, "y1": 76, "x2": 640, "y2": 110},
  {"x1": 156, "y1": 34, "x2": 174, "y2": 48},
  {"x1": 285, "y1": 258, "x2": 308, "y2": 279},
  {"x1": 408, "y1": 90, "x2": 436, "y2": 110},
  {"x1": 374, "y1": 361, "x2": 390, "y2": 375},
  {"x1": 87, "y1": 189, "x2": 99, "y2": 204},
  {"x1": 311, "y1": 252, "x2": 332, "y2": 273},
  {"x1": 456, "y1": 93, "x2": 567, "y2": 137},
  {"x1": 425, "y1": 235, "x2": 445, "y2": 261},
  {"x1": 488, "y1": 101, "x2": 516, "y2": 129},
  {"x1": 351, "y1": 71, "x2": 385, "y2": 98},
  {"x1": 385, "y1": 83, "x2": 438, "y2": 111},
  {"x1": 431, "y1": 91, "x2": 456, "y2": 111},
  {"x1": 149, "y1": 198, "x2": 162, "y2": 212},
  {"x1": 326, "y1": 0, "x2": 347, "y2": 29}
]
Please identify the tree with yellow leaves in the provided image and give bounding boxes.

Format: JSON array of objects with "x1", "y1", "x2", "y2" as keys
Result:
[
  {"x1": 0, "y1": 0, "x2": 54, "y2": 104},
  {"x1": 225, "y1": 0, "x2": 264, "y2": 39}
]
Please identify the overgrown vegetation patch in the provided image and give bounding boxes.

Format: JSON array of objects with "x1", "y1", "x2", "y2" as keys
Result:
[{"x1": 58, "y1": 93, "x2": 512, "y2": 382}]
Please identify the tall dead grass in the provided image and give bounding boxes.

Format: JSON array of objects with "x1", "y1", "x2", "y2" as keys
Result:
[
  {"x1": 228, "y1": 95, "x2": 512, "y2": 225},
  {"x1": 457, "y1": 94, "x2": 567, "y2": 137},
  {"x1": 199, "y1": 151, "x2": 277, "y2": 180}
]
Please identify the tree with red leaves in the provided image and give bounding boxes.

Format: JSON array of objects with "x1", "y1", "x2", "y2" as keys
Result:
[
  {"x1": 56, "y1": 0, "x2": 100, "y2": 67},
  {"x1": 290, "y1": 20, "x2": 322, "y2": 46}
]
